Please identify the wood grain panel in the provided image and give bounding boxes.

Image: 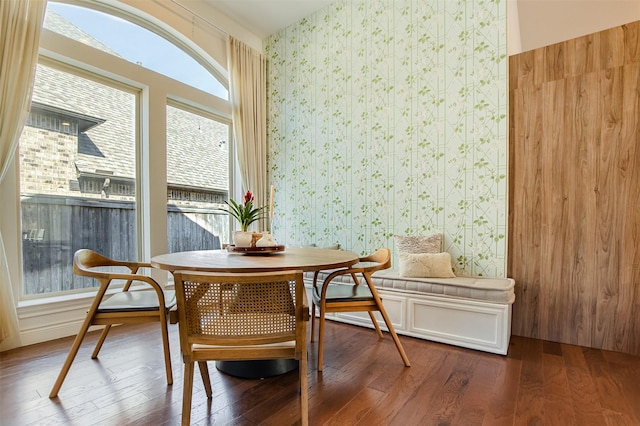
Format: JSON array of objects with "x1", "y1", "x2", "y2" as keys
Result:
[
  {"x1": 623, "y1": 22, "x2": 640, "y2": 64},
  {"x1": 544, "y1": 43, "x2": 565, "y2": 82},
  {"x1": 567, "y1": 32, "x2": 600, "y2": 76},
  {"x1": 600, "y1": 26, "x2": 625, "y2": 70},
  {"x1": 595, "y1": 66, "x2": 623, "y2": 351},
  {"x1": 509, "y1": 50, "x2": 534, "y2": 90},
  {"x1": 566, "y1": 73, "x2": 599, "y2": 347},
  {"x1": 508, "y1": 83, "x2": 543, "y2": 338},
  {"x1": 509, "y1": 20, "x2": 640, "y2": 355},
  {"x1": 538, "y1": 79, "x2": 565, "y2": 342},
  {"x1": 616, "y1": 62, "x2": 640, "y2": 352},
  {"x1": 534, "y1": 47, "x2": 546, "y2": 86}
]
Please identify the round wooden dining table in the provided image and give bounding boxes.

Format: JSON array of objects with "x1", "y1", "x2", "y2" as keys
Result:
[
  {"x1": 150, "y1": 247, "x2": 359, "y2": 273},
  {"x1": 151, "y1": 247, "x2": 359, "y2": 378}
]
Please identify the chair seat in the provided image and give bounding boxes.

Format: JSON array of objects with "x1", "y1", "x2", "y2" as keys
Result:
[
  {"x1": 312, "y1": 283, "x2": 373, "y2": 304},
  {"x1": 98, "y1": 289, "x2": 176, "y2": 312}
]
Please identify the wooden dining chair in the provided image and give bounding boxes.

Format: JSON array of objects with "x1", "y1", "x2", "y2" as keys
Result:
[
  {"x1": 173, "y1": 270, "x2": 309, "y2": 426},
  {"x1": 49, "y1": 249, "x2": 175, "y2": 398},
  {"x1": 310, "y1": 248, "x2": 410, "y2": 371}
]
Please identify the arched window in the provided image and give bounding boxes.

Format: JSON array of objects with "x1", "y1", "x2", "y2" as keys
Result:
[{"x1": 45, "y1": 2, "x2": 228, "y2": 98}]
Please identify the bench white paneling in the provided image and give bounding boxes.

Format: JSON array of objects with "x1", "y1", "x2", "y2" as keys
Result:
[
  {"x1": 305, "y1": 274, "x2": 513, "y2": 355},
  {"x1": 408, "y1": 295, "x2": 511, "y2": 354}
]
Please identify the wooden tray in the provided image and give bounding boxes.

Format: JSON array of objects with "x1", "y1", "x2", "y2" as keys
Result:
[{"x1": 226, "y1": 245, "x2": 286, "y2": 255}]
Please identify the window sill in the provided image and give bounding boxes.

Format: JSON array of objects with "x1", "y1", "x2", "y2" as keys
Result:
[
  {"x1": 18, "y1": 283, "x2": 151, "y2": 310},
  {"x1": 19, "y1": 290, "x2": 99, "y2": 308},
  {"x1": 15, "y1": 283, "x2": 172, "y2": 347}
]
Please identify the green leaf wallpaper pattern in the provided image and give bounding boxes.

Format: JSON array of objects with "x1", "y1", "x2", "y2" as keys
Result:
[{"x1": 265, "y1": 0, "x2": 507, "y2": 277}]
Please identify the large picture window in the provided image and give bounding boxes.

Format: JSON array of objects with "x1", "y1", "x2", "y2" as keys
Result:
[
  {"x1": 166, "y1": 104, "x2": 231, "y2": 252},
  {"x1": 20, "y1": 63, "x2": 138, "y2": 296},
  {"x1": 18, "y1": 2, "x2": 231, "y2": 298}
]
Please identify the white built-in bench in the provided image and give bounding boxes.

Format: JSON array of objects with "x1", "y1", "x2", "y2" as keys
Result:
[{"x1": 304, "y1": 270, "x2": 515, "y2": 355}]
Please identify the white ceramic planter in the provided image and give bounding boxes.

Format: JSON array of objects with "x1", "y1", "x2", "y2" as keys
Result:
[{"x1": 233, "y1": 231, "x2": 253, "y2": 247}]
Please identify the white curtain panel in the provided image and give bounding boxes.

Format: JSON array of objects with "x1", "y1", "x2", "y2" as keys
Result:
[
  {"x1": 227, "y1": 36, "x2": 268, "y2": 231},
  {"x1": 0, "y1": 0, "x2": 46, "y2": 348}
]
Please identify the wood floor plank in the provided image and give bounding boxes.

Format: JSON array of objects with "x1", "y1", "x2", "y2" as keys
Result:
[
  {"x1": 382, "y1": 348, "x2": 460, "y2": 424},
  {"x1": 324, "y1": 386, "x2": 386, "y2": 426},
  {"x1": 514, "y1": 336, "x2": 545, "y2": 425},
  {"x1": 354, "y1": 340, "x2": 451, "y2": 425},
  {"x1": 597, "y1": 348, "x2": 640, "y2": 424},
  {"x1": 307, "y1": 336, "x2": 394, "y2": 425},
  {"x1": 582, "y1": 347, "x2": 638, "y2": 424},
  {"x1": 542, "y1": 347, "x2": 574, "y2": 425},
  {"x1": 450, "y1": 352, "x2": 504, "y2": 425},
  {"x1": 417, "y1": 351, "x2": 480, "y2": 425},
  {"x1": 2, "y1": 321, "x2": 640, "y2": 425},
  {"x1": 481, "y1": 338, "x2": 524, "y2": 426},
  {"x1": 562, "y1": 343, "x2": 607, "y2": 425}
]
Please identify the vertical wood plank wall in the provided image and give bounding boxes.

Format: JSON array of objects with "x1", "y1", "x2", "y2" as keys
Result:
[{"x1": 508, "y1": 20, "x2": 640, "y2": 355}]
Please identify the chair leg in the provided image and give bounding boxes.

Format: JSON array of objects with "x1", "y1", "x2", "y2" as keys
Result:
[
  {"x1": 317, "y1": 306, "x2": 326, "y2": 372},
  {"x1": 377, "y1": 304, "x2": 410, "y2": 367},
  {"x1": 159, "y1": 318, "x2": 173, "y2": 385},
  {"x1": 91, "y1": 325, "x2": 111, "y2": 358},
  {"x1": 364, "y1": 274, "x2": 410, "y2": 367},
  {"x1": 182, "y1": 361, "x2": 195, "y2": 426},
  {"x1": 198, "y1": 361, "x2": 212, "y2": 398},
  {"x1": 310, "y1": 303, "x2": 316, "y2": 342},
  {"x1": 367, "y1": 311, "x2": 384, "y2": 338},
  {"x1": 299, "y1": 348, "x2": 309, "y2": 426},
  {"x1": 49, "y1": 316, "x2": 93, "y2": 398}
]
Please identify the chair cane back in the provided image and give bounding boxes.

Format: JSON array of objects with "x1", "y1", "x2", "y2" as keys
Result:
[
  {"x1": 49, "y1": 249, "x2": 175, "y2": 398},
  {"x1": 173, "y1": 269, "x2": 309, "y2": 426},
  {"x1": 310, "y1": 248, "x2": 410, "y2": 371}
]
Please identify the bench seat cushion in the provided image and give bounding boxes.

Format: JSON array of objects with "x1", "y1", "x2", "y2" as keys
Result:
[{"x1": 306, "y1": 270, "x2": 515, "y2": 304}]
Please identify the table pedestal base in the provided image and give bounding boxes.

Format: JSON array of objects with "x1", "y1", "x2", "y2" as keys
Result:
[{"x1": 216, "y1": 359, "x2": 298, "y2": 379}]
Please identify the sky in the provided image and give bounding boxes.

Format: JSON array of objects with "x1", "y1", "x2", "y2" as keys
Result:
[{"x1": 47, "y1": 2, "x2": 228, "y2": 99}]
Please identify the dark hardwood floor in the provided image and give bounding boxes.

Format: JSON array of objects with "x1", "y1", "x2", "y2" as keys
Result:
[{"x1": 1, "y1": 321, "x2": 639, "y2": 425}]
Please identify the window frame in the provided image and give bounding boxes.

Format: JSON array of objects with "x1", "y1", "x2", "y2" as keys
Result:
[
  {"x1": 165, "y1": 99, "x2": 234, "y2": 251},
  {"x1": 20, "y1": 57, "x2": 141, "y2": 299},
  {"x1": 14, "y1": 5, "x2": 232, "y2": 304}
]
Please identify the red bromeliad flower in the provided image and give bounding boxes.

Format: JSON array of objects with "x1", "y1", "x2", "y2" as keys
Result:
[
  {"x1": 224, "y1": 190, "x2": 265, "y2": 232},
  {"x1": 243, "y1": 191, "x2": 253, "y2": 205}
]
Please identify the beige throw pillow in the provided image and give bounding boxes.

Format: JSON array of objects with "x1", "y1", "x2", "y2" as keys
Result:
[
  {"x1": 394, "y1": 233, "x2": 442, "y2": 254},
  {"x1": 398, "y1": 252, "x2": 456, "y2": 278}
]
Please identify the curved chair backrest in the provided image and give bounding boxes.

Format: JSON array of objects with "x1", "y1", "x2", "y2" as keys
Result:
[
  {"x1": 74, "y1": 249, "x2": 116, "y2": 274},
  {"x1": 358, "y1": 248, "x2": 391, "y2": 274},
  {"x1": 173, "y1": 270, "x2": 306, "y2": 348},
  {"x1": 73, "y1": 249, "x2": 143, "y2": 279}
]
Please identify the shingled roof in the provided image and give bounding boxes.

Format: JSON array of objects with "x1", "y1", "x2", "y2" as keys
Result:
[{"x1": 36, "y1": 10, "x2": 228, "y2": 192}]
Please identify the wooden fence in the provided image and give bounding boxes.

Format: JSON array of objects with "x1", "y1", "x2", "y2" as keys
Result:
[{"x1": 21, "y1": 194, "x2": 227, "y2": 295}]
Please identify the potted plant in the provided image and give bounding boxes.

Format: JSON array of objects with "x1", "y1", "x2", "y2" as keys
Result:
[{"x1": 225, "y1": 190, "x2": 266, "y2": 247}]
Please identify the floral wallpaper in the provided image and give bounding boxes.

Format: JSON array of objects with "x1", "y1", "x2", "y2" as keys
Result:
[{"x1": 265, "y1": 0, "x2": 507, "y2": 276}]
